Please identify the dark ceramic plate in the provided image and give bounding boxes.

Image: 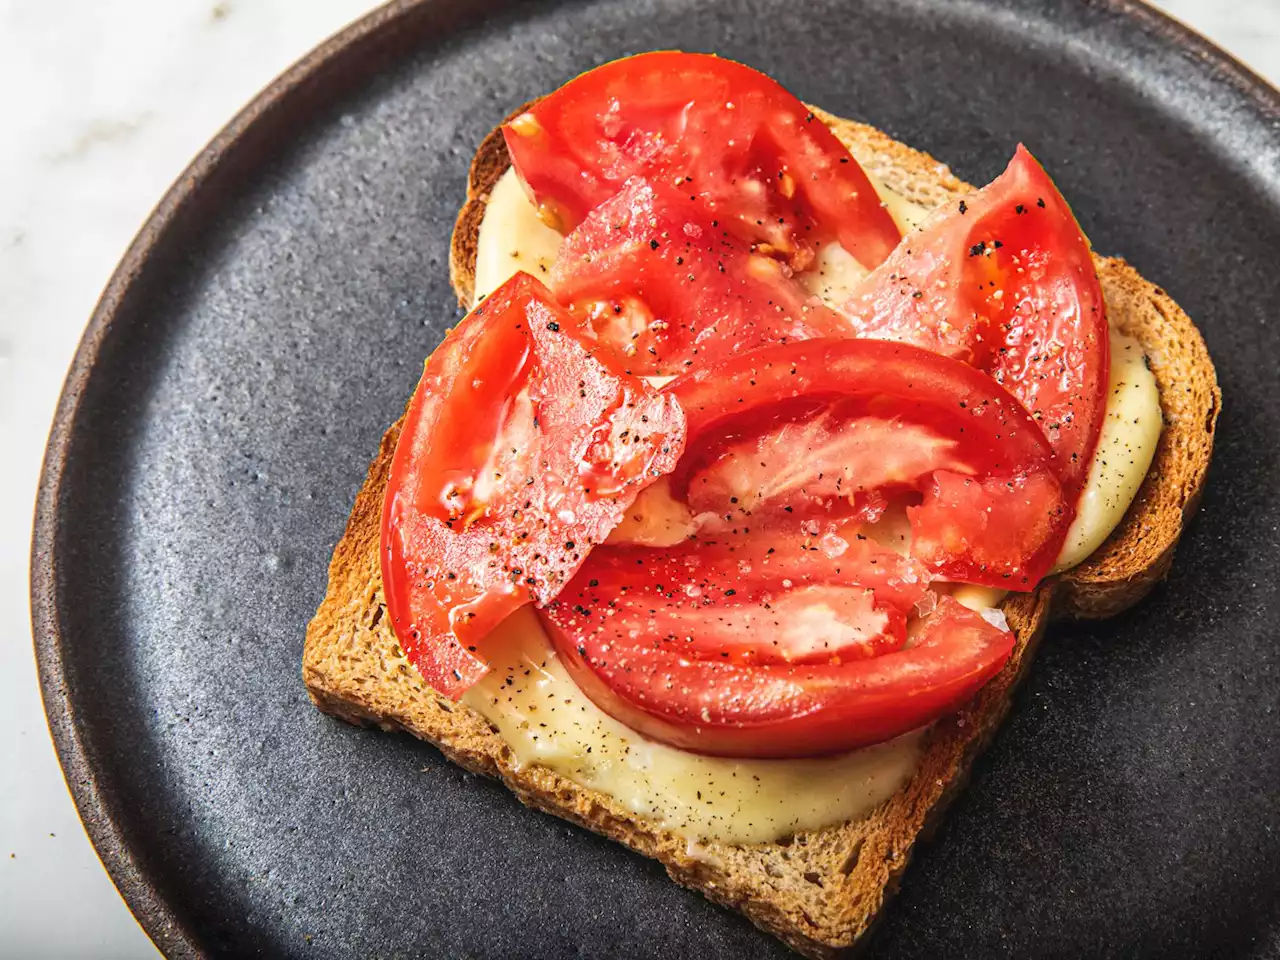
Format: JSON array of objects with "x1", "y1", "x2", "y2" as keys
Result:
[{"x1": 31, "y1": 0, "x2": 1280, "y2": 956}]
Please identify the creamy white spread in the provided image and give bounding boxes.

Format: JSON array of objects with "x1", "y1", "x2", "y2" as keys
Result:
[
  {"x1": 460, "y1": 608, "x2": 921, "y2": 845},
  {"x1": 472, "y1": 169, "x2": 562, "y2": 303},
  {"x1": 1052, "y1": 330, "x2": 1162, "y2": 571}
]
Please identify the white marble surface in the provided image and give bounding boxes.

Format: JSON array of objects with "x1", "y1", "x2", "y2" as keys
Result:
[{"x1": 0, "y1": 1, "x2": 1274, "y2": 956}]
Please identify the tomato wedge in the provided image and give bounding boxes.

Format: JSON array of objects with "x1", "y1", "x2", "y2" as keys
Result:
[
  {"x1": 541, "y1": 532, "x2": 1012, "y2": 757},
  {"x1": 667, "y1": 339, "x2": 1072, "y2": 588},
  {"x1": 549, "y1": 177, "x2": 851, "y2": 376},
  {"x1": 843, "y1": 146, "x2": 1108, "y2": 492},
  {"x1": 503, "y1": 51, "x2": 901, "y2": 271},
  {"x1": 380, "y1": 273, "x2": 685, "y2": 698}
]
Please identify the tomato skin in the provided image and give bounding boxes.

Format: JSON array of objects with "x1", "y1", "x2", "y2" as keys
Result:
[
  {"x1": 503, "y1": 51, "x2": 901, "y2": 270},
  {"x1": 549, "y1": 176, "x2": 851, "y2": 376},
  {"x1": 381, "y1": 273, "x2": 685, "y2": 698},
  {"x1": 665, "y1": 338, "x2": 1071, "y2": 587},
  {"x1": 542, "y1": 584, "x2": 1012, "y2": 758},
  {"x1": 843, "y1": 146, "x2": 1108, "y2": 493}
]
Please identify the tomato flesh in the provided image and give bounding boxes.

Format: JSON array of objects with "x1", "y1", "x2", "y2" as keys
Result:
[
  {"x1": 843, "y1": 146, "x2": 1108, "y2": 492},
  {"x1": 381, "y1": 273, "x2": 685, "y2": 698},
  {"x1": 667, "y1": 338, "x2": 1071, "y2": 588},
  {"x1": 549, "y1": 177, "x2": 851, "y2": 376},
  {"x1": 573, "y1": 541, "x2": 914, "y2": 666},
  {"x1": 681, "y1": 400, "x2": 971, "y2": 527},
  {"x1": 542, "y1": 535, "x2": 1012, "y2": 756},
  {"x1": 504, "y1": 51, "x2": 901, "y2": 271},
  {"x1": 910, "y1": 469, "x2": 1068, "y2": 582}
]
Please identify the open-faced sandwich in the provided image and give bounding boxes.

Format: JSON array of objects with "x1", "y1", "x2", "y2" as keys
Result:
[{"x1": 304, "y1": 52, "x2": 1219, "y2": 957}]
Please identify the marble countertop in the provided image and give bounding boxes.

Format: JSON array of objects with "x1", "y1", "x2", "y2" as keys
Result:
[{"x1": 0, "y1": 1, "x2": 1274, "y2": 955}]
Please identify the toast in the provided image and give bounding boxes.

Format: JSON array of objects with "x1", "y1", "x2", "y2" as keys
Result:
[{"x1": 303, "y1": 105, "x2": 1219, "y2": 957}]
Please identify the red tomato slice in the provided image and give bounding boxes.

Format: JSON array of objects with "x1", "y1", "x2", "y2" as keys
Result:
[
  {"x1": 504, "y1": 51, "x2": 901, "y2": 271},
  {"x1": 549, "y1": 177, "x2": 851, "y2": 376},
  {"x1": 667, "y1": 339, "x2": 1072, "y2": 589},
  {"x1": 380, "y1": 273, "x2": 685, "y2": 698},
  {"x1": 542, "y1": 536, "x2": 1012, "y2": 755},
  {"x1": 843, "y1": 146, "x2": 1108, "y2": 492}
]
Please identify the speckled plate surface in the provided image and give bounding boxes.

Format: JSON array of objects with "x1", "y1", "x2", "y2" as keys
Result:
[{"x1": 31, "y1": 0, "x2": 1280, "y2": 956}]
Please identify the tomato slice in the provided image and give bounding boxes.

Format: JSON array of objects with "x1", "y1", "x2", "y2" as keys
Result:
[
  {"x1": 667, "y1": 338, "x2": 1072, "y2": 588},
  {"x1": 549, "y1": 177, "x2": 851, "y2": 376},
  {"x1": 541, "y1": 534, "x2": 1012, "y2": 756},
  {"x1": 380, "y1": 273, "x2": 685, "y2": 698},
  {"x1": 503, "y1": 51, "x2": 901, "y2": 271},
  {"x1": 843, "y1": 146, "x2": 1108, "y2": 492}
]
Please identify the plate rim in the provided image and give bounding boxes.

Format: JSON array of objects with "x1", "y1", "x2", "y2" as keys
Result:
[{"x1": 28, "y1": 1, "x2": 1280, "y2": 955}]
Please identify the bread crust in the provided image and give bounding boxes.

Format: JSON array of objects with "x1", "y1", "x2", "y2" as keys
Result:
[{"x1": 305, "y1": 105, "x2": 1219, "y2": 958}]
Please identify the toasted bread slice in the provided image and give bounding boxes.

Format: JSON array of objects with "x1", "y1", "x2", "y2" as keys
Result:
[{"x1": 304, "y1": 106, "x2": 1219, "y2": 957}]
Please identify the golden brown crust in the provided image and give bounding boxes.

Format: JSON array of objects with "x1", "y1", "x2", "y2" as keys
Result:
[{"x1": 305, "y1": 105, "x2": 1219, "y2": 958}]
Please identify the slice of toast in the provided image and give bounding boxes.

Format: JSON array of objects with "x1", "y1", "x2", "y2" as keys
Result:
[{"x1": 304, "y1": 105, "x2": 1219, "y2": 958}]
